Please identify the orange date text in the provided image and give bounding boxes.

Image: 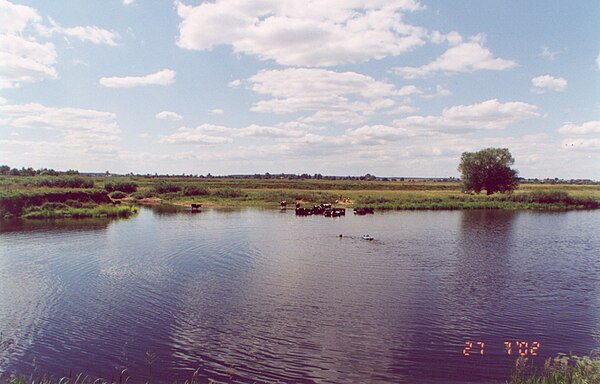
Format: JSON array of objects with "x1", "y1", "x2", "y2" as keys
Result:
[{"x1": 463, "y1": 341, "x2": 540, "y2": 356}]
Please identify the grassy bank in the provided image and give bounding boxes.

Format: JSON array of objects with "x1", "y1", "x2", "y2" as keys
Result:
[
  {"x1": 118, "y1": 176, "x2": 599, "y2": 210},
  {"x1": 2, "y1": 175, "x2": 599, "y2": 218},
  {"x1": 508, "y1": 354, "x2": 600, "y2": 384},
  {"x1": 4, "y1": 354, "x2": 599, "y2": 384},
  {"x1": 0, "y1": 178, "x2": 137, "y2": 219}
]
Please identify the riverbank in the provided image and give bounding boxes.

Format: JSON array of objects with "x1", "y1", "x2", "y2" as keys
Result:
[
  {"x1": 0, "y1": 186, "x2": 137, "y2": 220},
  {"x1": 4, "y1": 354, "x2": 599, "y2": 384},
  {"x1": 1, "y1": 175, "x2": 599, "y2": 219}
]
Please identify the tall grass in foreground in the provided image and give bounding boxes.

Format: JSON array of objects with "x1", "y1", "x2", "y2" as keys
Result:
[
  {"x1": 3, "y1": 354, "x2": 599, "y2": 384},
  {"x1": 5, "y1": 369, "x2": 204, "y2": 384},
  {"x1": 22, "y1": 204, "x2": 137, "y2": 219},
  {"x1": 508, "y1": 354, "x2": 600, "y2": 384}
]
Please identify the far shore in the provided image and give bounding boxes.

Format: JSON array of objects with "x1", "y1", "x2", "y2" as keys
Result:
[{"x1": 3, "y1": 175, "x2": 598, "y2": 220}]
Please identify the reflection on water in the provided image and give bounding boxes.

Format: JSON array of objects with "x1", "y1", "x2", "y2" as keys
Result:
[{"x1": 0, "y1": 208, "x2": 598, "y2": 383}]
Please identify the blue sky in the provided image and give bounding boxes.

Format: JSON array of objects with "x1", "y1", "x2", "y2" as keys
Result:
[{"x1": 1, "y1": 0, "x2": 598, "y2": 178}]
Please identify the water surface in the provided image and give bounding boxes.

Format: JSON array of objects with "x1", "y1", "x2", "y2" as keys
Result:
[{"x1": 1, "y1": 208, "x2": 598, "y2": 383}]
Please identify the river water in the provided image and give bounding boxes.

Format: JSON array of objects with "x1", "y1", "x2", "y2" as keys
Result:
[{"x1": 1, "y1": 207, "x2": 599, "y2": 383}]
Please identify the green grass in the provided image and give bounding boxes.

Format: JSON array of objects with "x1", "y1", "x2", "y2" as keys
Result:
[
  {"x1": 22, "y1": 204, "x2": 137, "y2": 219},
  {"x1": 4, "y1": 354, "x2": 598, "y2": 384},
  {"x1": 507, "y1": 354, "x2": 600, "y2": 384},
  {"x1": 5, "y1": 372, "x2": 205, "y2": 384},
  {"x1": 2, "y1": 175, "x2": 599, "y2": 218}
]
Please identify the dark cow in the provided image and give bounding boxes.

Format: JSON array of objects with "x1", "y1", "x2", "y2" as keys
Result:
[{"x1": 295, "y1": 207, "x2": 313, "y2": 216}]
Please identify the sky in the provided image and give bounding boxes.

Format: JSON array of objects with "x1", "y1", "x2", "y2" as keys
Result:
[{"x1": 0, "y1": 0, "x2": 599, "y2": 178}]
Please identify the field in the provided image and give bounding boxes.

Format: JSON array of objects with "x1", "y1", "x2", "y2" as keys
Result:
[{"x1": 1, "y1": 175, "x2": 599, "y2": 219}]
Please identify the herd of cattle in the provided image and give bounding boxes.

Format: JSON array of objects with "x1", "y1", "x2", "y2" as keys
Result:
[
  {"x1": 279, "y1": 201, "x2": 375, "y2": 217},
  {"x1": 188, "y1": 201, "x2": 374, "y2": 216}
]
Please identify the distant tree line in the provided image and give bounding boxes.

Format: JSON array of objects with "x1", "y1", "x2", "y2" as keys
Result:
[{"x1": 0, "y1": 165, "x2": 79, "y2": 176}]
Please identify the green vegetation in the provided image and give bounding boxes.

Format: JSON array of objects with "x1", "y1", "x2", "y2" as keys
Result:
[
  {"x1": 104, "y1": 181, "x2": 137, "y2": 193},
  {"x1": 22, "y1": 203, "x2": 136, "y2": 219},
  {"x1": 1, "y1": 172, "x2": 599, "y2": 220},
  {"x1": 0, "y1": 186, "x2": 136, "y2": 220},
  {"x1": 459, "y1": 147, "x2": 519, "y2": 195},
  {"x1": 507, "y1": 354, "x2": 600, "y2": 384},
  {"x1": 109, "y1": 191, "x2": 128, "y2": 199},
  {"x1": 5, "y1": 371, "x2": 205, "y2": 384},
  {"x1": 4, "y1": 354, "x2": 598, "y2": 384}
]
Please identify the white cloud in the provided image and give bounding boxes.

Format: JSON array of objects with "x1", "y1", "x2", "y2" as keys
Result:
[
  {"x1": 393, "y1": 34, "x2": 517, "y2": 78},
  {"x1": 435, "y1": 84, "x2": 452, "y2": 96},
  {"x1": 210, "y1": 108, "x2": 224, "y2": 115},
  {"x1": 175, "y1": 0, "x2": 427, "y2": 67},
  {"x1": 558, "y1": 121, "x2": 600, "y2": 135},
  {"x1": 531, "y1": 75, "x2": 567, "y2": 93},
  {"x1": 345, "y1": 124, "x2": 415, "y2": 145},
  {"x1": 0, "y1": 102, "x2": 119, "y2": 134},
  {"x1": 123, "y1": 0, "x2": 135, "y2": 5},
  {"x1": 159, "y1": 124, "x2": 232, "y2": 144},
  {"x1": 234, "y1": 124, "x2": 305, "y2": 138},
  {"x1": 596, "y1": 52, "x2": 600, "y2": 69},
  {"x1": 248, "y1": 68, "x2": 399, "y2": 124},
  {"x1": 37, "y1": 17, "x2": 119, "y2": 46},
  {"x1": 385, "y1": 105, "x2": 418, "y2": 115},
  {"x1": 99, "y1": 69, "x2": 176, "y2": 88},
  {"x1": 0, "y1": 0, "x2": 41, "y2": 35},
  {"x1": 0, "y1": 1, "x2": 57, "y2": 88},
  {"x1": 0, "y1": 102, "x2": 121, "y2": 163},
  {"x1": 0, "y1": 1, "x2": 118, "y2": 88},
  {"x1": 393, "y1": 99, "x2": 540, "y2": 132},
  {"x1": 156, "y1": 111, "x2": 183, "y2": 121},
  {"x1": 228, "y1": 79, "x2": 241, "y2": 88},
  {"x1": 539, "y1": 46, "x2": 559, "y2": 60}
]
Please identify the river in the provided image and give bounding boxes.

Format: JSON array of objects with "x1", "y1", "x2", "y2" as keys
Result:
[{"x1": 1, "y1": 207, "x2": 599, "y2": 383}]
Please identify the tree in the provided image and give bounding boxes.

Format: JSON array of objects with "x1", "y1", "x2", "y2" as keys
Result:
[{"x1": 458, "y1": 148, "x2": 519, "y2": 195}]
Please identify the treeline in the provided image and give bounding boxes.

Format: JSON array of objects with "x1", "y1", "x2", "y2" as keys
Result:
[{"x1": 0, "y1": 165, "x2": 79, "y2": 176}]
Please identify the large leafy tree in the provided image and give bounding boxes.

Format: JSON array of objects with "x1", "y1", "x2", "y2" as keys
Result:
[{"x1": 458, "y1": 148, "x2": 519, "y2": 195}]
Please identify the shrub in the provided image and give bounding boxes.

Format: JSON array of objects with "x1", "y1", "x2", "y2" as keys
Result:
[
  {"x1": 110, "y1": 191, "x2": 128, "y2": 199},
  {"x1": 0, "y1": 190, "x2": 111, "y2": 218},
  {"x1": 130, "y1": 190, "x2": 158, "y2": 200},
  {"x1": 497, "y1": 191, "x2": 599, "y2": 208},
  {"x1": 104, "y1": 181, "x2": 137, "y2": 193},
  {"x1": 180, "y1": 185, "x2": 210, "y2": 196},
  {"x1": 211, "y1": 188, "x2": 246, "y2": 198},
  {"x1": 153, "y1": 182, "x2": 182, "y2": 194},
  {"x1": 34, "y1": 176, "x2": 94, "y2": 189}
]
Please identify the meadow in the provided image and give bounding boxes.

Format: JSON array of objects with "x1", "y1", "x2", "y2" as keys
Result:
[{"x1": 1, "y1": 175, "x2": 599, "y2": 219}]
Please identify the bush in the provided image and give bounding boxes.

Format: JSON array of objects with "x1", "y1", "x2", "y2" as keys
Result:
[
  {"x1": 110, "y1": 191, "x2": 128, "y2": 199},
  {"x1": 211, "y1": 188, "x2": 246, "y2": 198},
  {"x1": 34, "y1": 176, "x2": 94, "y2": 189},
  {"x1": 153, "y1": 182, "x2": 182, "y2": 194},
  {"x1": 497, "y1": 191, "x2": 599, "y2": 208},
  {"x1": 0, "y1": 190, "x2": 111, "y2": 218},
  {"x1": 130, "y1": 190, "x2": 158, "y2": 200},
  {"x1": 180, "y1": 185, "x2": 210, "y2": 196},
  {"x1": 105, "y1": 181, "x2": 137, "y2": 193}
]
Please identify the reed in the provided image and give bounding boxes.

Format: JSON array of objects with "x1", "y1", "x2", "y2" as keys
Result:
[
  {"x1": 507, "y1": 354, "x2": 600, "y2": 384},
  {"x1": 22, "y1": 204, "x2": 137, "y2": 219}
]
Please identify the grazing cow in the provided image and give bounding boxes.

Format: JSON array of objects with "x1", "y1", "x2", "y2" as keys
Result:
[
  {"x1": 280, "y1": 200, "x2": 287, "y2": 209},
  {"x1": 295, "y1": 207, "x2": 312, "y2": 216},
  {"x1": 191, "y1": 203, "x2": 202, "y2": 212}
]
